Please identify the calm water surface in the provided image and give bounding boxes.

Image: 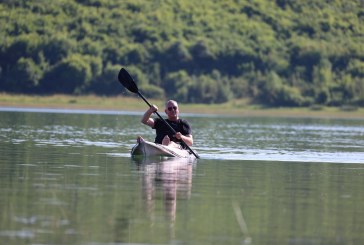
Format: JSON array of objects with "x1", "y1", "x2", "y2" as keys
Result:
[{"x1": 0, "y1": 108, "x2": 363, "y2": 245}]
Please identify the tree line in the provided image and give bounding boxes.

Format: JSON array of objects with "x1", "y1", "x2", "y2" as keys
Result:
[{"x1": 0, "y1": 0, "x2": 363, "y2": 106}]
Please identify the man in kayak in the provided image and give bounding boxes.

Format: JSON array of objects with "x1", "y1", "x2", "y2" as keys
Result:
[{"x1": 138, "y1": 100, "x2": 193, "y2": 148}]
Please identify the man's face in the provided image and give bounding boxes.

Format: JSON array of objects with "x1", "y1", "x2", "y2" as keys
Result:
[{"x1": 165, "y1": 102, "x2": 179, "y2": 119}]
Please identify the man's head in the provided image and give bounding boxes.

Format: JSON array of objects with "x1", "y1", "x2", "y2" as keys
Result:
[{"x1": 165, "y1": 100, "x2": 179, "y2": 120}]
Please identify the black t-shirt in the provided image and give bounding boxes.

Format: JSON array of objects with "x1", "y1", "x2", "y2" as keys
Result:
[{"x1": 153, "y1": 118, "x2": 192, "y2": 145}]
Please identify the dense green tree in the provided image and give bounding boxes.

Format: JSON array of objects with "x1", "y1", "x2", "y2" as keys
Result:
[
  {"x1": 139, "y1": 84, "x2": 165, "y2": 99},
  {"x1": 1, "y1": 34, "x2": 41, "y2": 66},
  {"x1": 0, "y1": 0, "x2": 363, "y2": 107},
  {"x1": 4, "y1": 57, "x2": 42, "y2": 93},
  {"x1": 164, "y1": 70, "x2": 193, "y2": 102},
  {"x1": 40, "y1": 54, "x2": 93, "y2": 94},
  {"x1": 42, "y1": 35, "x2": 77, "y2": 65},
  {"x1": 348, "y1": 59, "x2": 364, "y2": 78},
  {"x1": 189, "y1": 73, "x2": 232, "y2": 104},
  {"x1": 312, "y1": 58, "x2": 333, "y2": 104},
  {"x1": 89, "y1": 63, "x2": 122, "y2": 95}
]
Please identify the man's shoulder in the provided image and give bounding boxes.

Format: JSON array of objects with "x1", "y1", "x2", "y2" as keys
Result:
[{"x1": 179, "y1": 118, "x2": 190, "y2": 126}]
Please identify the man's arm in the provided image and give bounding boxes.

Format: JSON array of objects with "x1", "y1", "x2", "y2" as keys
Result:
[
  {"x1": 175, "y1": 132, "x2": 193, "y2": 146},
  {"x1": 141, "y1": 105, "x2": 158, "y2": 128}
]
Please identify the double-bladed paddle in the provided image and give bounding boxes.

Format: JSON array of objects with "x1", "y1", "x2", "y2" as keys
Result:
[{"x1": 118, "y1": 68, "x2": 200, "y2": 159}]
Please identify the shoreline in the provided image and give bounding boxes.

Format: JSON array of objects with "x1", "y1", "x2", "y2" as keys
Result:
[{"x1": 0, "y1": 93, "x2": 363, "y2": 119}]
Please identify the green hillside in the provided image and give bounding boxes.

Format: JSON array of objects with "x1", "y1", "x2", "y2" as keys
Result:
[{"x1": 0, "y1": 0, "x2": 363, "y2": 106}]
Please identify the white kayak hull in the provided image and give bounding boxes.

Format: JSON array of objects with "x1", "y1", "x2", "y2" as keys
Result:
[{"x1": 131, "y1": 140, "x2": 195, "y2": 158}]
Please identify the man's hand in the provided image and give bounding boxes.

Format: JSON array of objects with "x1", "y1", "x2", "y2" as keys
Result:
[
  {"x1": 175, "y1": 132, "x2": 193, "y2": 146},
  {"x1": 175, "y1": 132, "x2": 182, "y2": 140},
  {"x1": 149, "y1": 105, "x2": 158, "y2": 112}
]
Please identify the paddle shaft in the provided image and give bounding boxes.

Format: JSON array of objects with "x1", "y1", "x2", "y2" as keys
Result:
[{"x1": 137, "y1": 91, "x2": 200, "y2": 159}]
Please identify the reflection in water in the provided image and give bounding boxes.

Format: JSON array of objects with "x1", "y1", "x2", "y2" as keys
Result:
[{"x1": 133, "y1": 157, "x2": 196, "y2": 238}]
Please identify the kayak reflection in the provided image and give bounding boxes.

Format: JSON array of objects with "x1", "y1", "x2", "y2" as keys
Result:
[{"x1": 132, "y1": 157, "x2": 197, "y2": 236}]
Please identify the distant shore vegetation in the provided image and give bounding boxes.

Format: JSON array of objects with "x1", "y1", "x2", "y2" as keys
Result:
[
  {"x1": 0, "y1": 0, "x2": 363, "y2": 107},
  {"x1": 1, "y1": 93, "x2": 363, "y2": 120}
]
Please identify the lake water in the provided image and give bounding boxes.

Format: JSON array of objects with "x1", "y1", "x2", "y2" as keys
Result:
[{"x1": 1, "y1": 108, "x2": 363, "y2": 245}]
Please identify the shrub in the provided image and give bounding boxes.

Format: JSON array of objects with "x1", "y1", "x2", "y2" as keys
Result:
[
  {"x1": 140, "y1": 84, "x2": 165, "y2": 99},
  {"x1": 40, "y1": 54, "x2": 92, "y2": 94},
  {"x1": 89, "y1": 63, "x2": 121, "y2": 95},
  {"x1": 4, "y1": 57, "x2": 42, "y2": 92}
]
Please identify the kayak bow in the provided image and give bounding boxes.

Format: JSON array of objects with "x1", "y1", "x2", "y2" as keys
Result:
[{"x1": 131, "y1": 140, "x2": 196, "y2": 158}]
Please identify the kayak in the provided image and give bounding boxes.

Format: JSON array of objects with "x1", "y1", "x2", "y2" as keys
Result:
[{"x1": 131, "y1": 140, "x2": 195, "y2": 158}]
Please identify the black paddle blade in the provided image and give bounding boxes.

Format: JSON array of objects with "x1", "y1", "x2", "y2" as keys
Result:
[{"x1": 118, "y1": 68, "x2": 139, "y2": 93}]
